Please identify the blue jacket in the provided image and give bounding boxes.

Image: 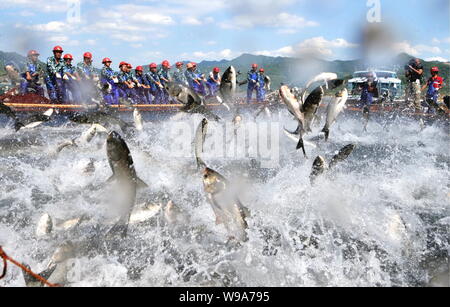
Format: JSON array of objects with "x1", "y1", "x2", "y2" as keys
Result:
[
  {"x1": 46, "y1": 56, "x2": 65, "y2": 77},
  {"x1": 257, "y1": 73, "x2": 265, "y2": 87},
  {"x1": 77, "y1": 62, "x2": 95, "y2": 79},
  {"x1": 247, "y1": 70, "x2": 258, "y2": 87},
  {"x1": 61, "y1": 63, "x2": 77, "y2": 76},
  {"x1": 22, "y1": 60, "x2": 42, "y2": 82},
  {"x1": 158, "y1": 68, "x2": 171, "y2": 84},
  {"x1": 135, "y1": 73, "x2": 149, "y2": 86},
  {"x1": 145, "y1": 71, "x2": 161, "y2": 91},
  {"x1": 117, "y1": 71, "x2": 130, "y2": 84},
  {"x1": 101, "y1": 66, "x2": 116, "y2": 84},
  {"x1": 173, "y1": 69, "x2": 187, "y2": 84}
]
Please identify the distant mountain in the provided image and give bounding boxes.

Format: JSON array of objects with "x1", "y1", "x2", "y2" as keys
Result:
[{"x1": 195, "y1": 53, "x2": 449, "y2": 92}]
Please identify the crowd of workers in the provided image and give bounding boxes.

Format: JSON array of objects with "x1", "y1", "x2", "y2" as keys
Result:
[
  {"x1": 13, "y1": 46, "x2": 446, "y2": 112},
  {"x1": 357, "y1": 58, "x2": 445, "y2": 113},
  {"x1": 18, "y1": 46, "x2": 270, "y2": 105}
]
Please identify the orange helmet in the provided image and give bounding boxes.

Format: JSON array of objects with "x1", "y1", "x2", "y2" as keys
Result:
[
  {"x1": 186, "y1": 63, "x2": 193, "y2": 69},
  {"x1": 83, "y1": 52, "x2": 92, "y2": 59},
  {"x1": 53, "y1": 46, "x2": 64, "y2": 52},
  {"x1": 27, "y1": 50, "x2": 40, "y2": 57},
  {"x1": 252, "y1": 63, "x2": 258, "y2": 69},
  {"x1": 63, "y1": 54, "x2": 73, "y2": 60},
  {"x1": 259, "y1": 68, "x2": 265, "y2": 73}
]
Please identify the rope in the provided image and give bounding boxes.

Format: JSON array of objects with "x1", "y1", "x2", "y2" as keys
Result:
[{"x1": 0, "y1": 246, "x2": 61, "y2": 287}]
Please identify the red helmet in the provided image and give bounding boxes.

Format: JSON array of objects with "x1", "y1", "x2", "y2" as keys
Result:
[
  {"x1": 259, "y1": 68, "x2": 265, "y2": 72},
  {"x1": 83, "y1": 52, "x2": 92, "y2": 59},
  {"x1": 136, "y1": 66, "x2": 143, "y2": 72},
  {"x1": 431, "y1": 67, "x2": 439, "y2": 73},
  {"x1": 162, "y1": 60, "x2": 170, "y2": 67},
  {"x1": 27, "y1": 50, "x2": 40, "y2": 57},
  {"x1": 127, "y1": 63, "x2": 133, "y2": 69},
  {"x1": 192, "y1": 62, "x2": 197, "y2": 67},
  {"x1": 53, "y1": 46, "x2": 64, "y2": 52},
  {"x1": 252, "y1": 63, "x2": 258, "y2": 69},
  {"x1": 102, "y1": 57, "x2": 112, "y2": 64},
  {"x1": 213, "y1": 67, "x2": 220, "y2": 73},
  {"x1": 149, "y1": 63, "x2": 157, "y2": 69},
  {"x1": 63, "y1": 54, "x2": 73, "y2": 60},
  {"x1": 119, "y1": 61, "x2": 127, "y2": 68},
  {"x1": 176, "y1": 61, "x2": 183, "y2": 67}
]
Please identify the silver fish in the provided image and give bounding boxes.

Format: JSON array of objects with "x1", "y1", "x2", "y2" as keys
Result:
[
  {"x1": 322, "y1": 88, "x2": 348, "y2": 141},
  {"x1": 202, "y1": 167, "x2": 249, "y2": 242}
]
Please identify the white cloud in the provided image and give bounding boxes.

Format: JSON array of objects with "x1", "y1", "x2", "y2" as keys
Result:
[
  {"x1": 255, "y1": 37, "x2": 358, "y2": 58},
  {"x1": 392, "y1": 41, "x2": 420, "y2": 56},
  {"x1": 255, "y1": 46, "x2": 295, "y2": 57},
  {"x1": 222, "y1": 12, "x2": 318, "y2": 33},
  {"x1": 46, "y1": 35, "x2": 79, "y2": 47},
  {"x1": 19, "y1": 10, "x2": 35, "y2": 17},
  {"x1": 182, "y1": 17, "x2": 203, "y2": 26},
  {"x1": 425, "y1": 57, "x2": 449, "y2": 63},
  {"x1": 183, "y1": 49, "x2": 239, "y2": 61},
  {"x1": 432, "y1": 38, "x2": 441, "y2": 44},
  {"x1": 432, "y1": 37, "x2": 450, "y2": 44},
  {"x1": 0, "y1": 0, "x2": 68, "y2": 12},
  {"x1": 100, "y1": 5, "x2": 174, "y2": 26},
  {"x1": 87, "y1": 4, "x2": 174, "y2": 44},
  {"x1": 393, "y1": 41, "x2": 444, "y2": 57},
  {"x1": 85, "y1": 39, "x2": 96, "y2": 46},
  {"x1": 111, "y1": 33, "x2": 146, "y2": 43},
  {"x1": 415, "y1": 45, "x2": 442, "y2": 54},
  {"x1": 295, "y1": 37, "x2": 358, "y2": 57},
  {"x1": 17, "y1": 21, "x2": 73, "y2": 33}
]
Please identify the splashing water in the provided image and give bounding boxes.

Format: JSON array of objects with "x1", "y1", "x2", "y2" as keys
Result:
[{"x1": 0, "y1": 109, "x2": 448, "y2": 287}]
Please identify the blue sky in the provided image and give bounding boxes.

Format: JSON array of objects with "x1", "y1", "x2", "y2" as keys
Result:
[{"x1": 0, "y1": 0, "x2": 449, "y2": 68}]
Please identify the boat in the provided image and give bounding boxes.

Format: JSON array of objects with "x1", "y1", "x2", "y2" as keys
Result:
[{"x1": 1, "y1": 87, "x2": 448, "y2": 125}]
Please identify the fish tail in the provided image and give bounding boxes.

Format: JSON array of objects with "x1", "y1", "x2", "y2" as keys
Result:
[{"x1": 296, "y1": 137, "x2": 307, "y2": 158}]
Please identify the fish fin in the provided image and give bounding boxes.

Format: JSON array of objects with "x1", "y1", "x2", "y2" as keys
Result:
[
  {"x1": 296, "y1": 137, "x2": 307, "y2": 158},
  {"x1": 322, "y1": 128, "x2": 330, "y2": 141},
  {"x1": 136, "y1": 177, "x2": 148, "y2": 189},
  {"x1": 22, "y1": 263, "x2": 57, "y2": 287},
  {"x1": 14, "y1": 121, "x2": 25, "y2": 131}
]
